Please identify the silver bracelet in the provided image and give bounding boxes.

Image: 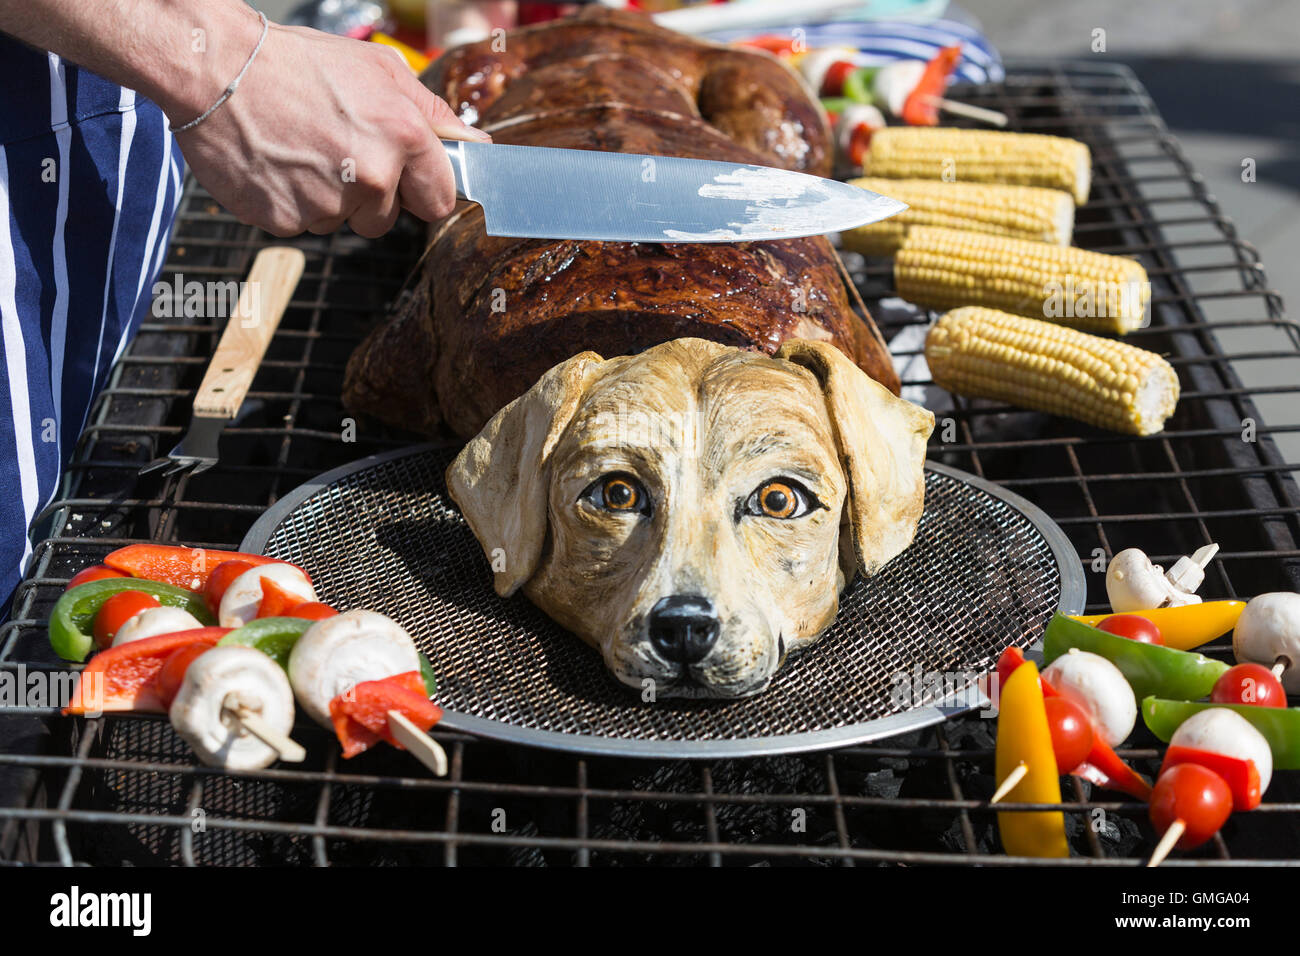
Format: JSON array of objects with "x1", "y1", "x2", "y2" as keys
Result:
[{"x1": 169, "y1": 10, "x2": 269, "y2": 133}]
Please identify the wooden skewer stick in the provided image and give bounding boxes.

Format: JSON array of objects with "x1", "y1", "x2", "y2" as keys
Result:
[
  {"x1": 223, "y1": 695, "x2": 305, "y2": 763},
  {"x1": 387, "y1": 710, "x2": 448, "y2": 777},
  {"x1": 921, "y1": 94, "x2": 1008, "y2": 127},
  {"x1": 990, "y1": 761, "x2": 1029, "y2": 804},
  {"x1": 1147, "y1": 819, "x2": 1185, "y2": 867},
  {"x1": 1272, "y1": 656, "x2": 1290, "y2": 681}
]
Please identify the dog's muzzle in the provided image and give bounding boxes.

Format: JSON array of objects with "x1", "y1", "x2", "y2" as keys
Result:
[{"x1": 647, "y1": 595, "x2": 720, "y2": 664}]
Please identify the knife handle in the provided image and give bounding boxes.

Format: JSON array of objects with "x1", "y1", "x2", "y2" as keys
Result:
[{"x1": 441, "y1": 140, "x2": 469, "y2": 200}]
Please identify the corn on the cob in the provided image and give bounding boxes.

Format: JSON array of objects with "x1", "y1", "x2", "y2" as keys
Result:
[
  {"x1": 895, "y1": 225, "x2": 1150, "y2": 334},
  {"x1": 862, "y1": 127, "x2": 1091, "y2": 205},
  {"x1": 842, "y1": 178, "x2": 1074, "y2": 256},
  {"x1": 925, "y1": 306, "x2": 1178, "y2": 435}
]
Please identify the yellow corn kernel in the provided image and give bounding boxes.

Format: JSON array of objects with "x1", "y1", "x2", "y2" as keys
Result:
[
  {"x1": 925, "y1": 306, "x2": 1179, "y2": 435},
  {"x1": 895, "y1": 226, "x2": 1150, "y2": 334},
  {"x1": 862, "y1": 127, "x2": 1091, "y2": 205},
  {"x1": 843, "y1": 178, "x2": 1075, "y2": 256}
]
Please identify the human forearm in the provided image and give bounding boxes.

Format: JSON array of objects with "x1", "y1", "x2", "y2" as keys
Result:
[{"x1": 0, "y1": 0, "x2": 264, "y2": 124}]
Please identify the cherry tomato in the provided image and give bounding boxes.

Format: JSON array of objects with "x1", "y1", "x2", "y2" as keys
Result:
[
  {"x1": 1211, "y1": 663, "x2": 1286, "y2": 708},
  {"x1": 67, "y1": 564, "x2": 128, "y2": 590},
  {"x1": 156, "y1": 643, "x2": 210, "y2": 710},
  {"x1": 995, "y1": 645, "x2": 1026, "y2": 691},
  {"x1": 287, "y1": 602, "x2": 339, "y2": 621},
  {"x1": 1097, "y1": 613, "x2": 1163, "y2": 645},
  {"x1": 203, "y1": 560, "x2": 254, "y2": 615},
  {"x1": 1044, "y1": 696, "x2": 1094, "y2": 772},
  {"x1": 92, "y1": 590, "x2": 161, "y2": 649},
  {"x1": 1149, "y1": 763, "x2": 1233, "y2": 851}
]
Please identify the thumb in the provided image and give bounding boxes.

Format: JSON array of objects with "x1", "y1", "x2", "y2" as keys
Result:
[{"x1": 393, "y1": 63, "x2": 492, "y2": 143}]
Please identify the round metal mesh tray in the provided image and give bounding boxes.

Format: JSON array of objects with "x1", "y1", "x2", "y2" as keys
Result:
[{"x1": 242, "y1": 444, "x2": 1083, "y2": 758}]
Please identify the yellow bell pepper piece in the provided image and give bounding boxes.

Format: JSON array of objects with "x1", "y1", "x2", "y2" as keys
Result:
[
  {"x1": 1069, "y1": 601, "x2": 1245, "y2": 651},
  {"x1": 370, "y1": 32, "x2": 432, "y2": 74},
  {"x1": 995, "y1": 661, "x2": 1069, "y2": 858}
]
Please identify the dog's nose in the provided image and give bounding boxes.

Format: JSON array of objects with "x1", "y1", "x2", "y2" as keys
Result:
[{"x1": 648, "y1": 595, "x2": 720, "y2": 664}]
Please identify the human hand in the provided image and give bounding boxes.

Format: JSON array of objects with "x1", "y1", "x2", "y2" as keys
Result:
[{"x1": 167, "y1": 21, "x2": 488, "y2": 238}]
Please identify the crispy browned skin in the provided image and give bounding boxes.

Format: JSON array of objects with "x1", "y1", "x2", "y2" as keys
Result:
[{"x1": 343, "y1": 8, "x2": 899, "y2": 439}]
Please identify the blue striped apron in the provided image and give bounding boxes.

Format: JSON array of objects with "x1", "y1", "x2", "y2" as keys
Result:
[{"x1": 0, "y1": 34, "x2": 184, "y2": 613}]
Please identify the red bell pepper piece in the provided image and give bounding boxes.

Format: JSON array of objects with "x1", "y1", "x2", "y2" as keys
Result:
[
  {"x1": 900, "y1": 45, "x2": 962, "y2": 126},
  {"x1": 1072, "y1": 734, "x2": 1153, "y2": 801},
  {"x1": 257, "y1": 577, "x2": 304, "y2": 619},
  {"x1": 328, "y1": 671, "x2": 443, "y2": 759},
  {"x1": 996, "y1": 644, "x2": 1150, "y2": 799},
  {"x1": 66, "y1": 564, "x2": 128, "y2": 590},
  {"x1": 103, "y1": 544, "x2": 309, "y2": 591},
  {"x1": 1160, "y1": 744, "x2": 1261, "y2": 812},
  {"x1": 737, "y1": 34, "x2": 797, "y2": 56},
  {"x1": 63, "y1": 627, "x2": 230, "y2": 715},
  {"x1": 286, "y1": 602, "x2": 339, "y2": 622}
]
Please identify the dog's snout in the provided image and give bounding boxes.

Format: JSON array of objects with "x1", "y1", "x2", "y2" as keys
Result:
[{"x1": 648, "y1": 595, "x2": 720, "y2": 664}]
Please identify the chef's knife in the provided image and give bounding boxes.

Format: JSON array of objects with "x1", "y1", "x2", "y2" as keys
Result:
[{"x1": 441, "y1": 140, "x2": 906, "y2": 243}]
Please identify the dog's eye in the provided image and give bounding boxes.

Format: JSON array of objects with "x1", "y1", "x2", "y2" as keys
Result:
[
  {"x1": 743, "y1": 479, "x2": 820, "y2": 520},
  {"x1": 582, "y1": 473, "x2": 651, "y2": 516}
]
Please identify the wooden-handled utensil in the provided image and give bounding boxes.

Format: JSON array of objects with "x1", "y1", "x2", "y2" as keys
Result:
[{"x1": 140, "y1": 247, "x2": 305, "y2": 476}]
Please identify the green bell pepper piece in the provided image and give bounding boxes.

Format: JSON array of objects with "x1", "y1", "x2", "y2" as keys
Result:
[
  {"x1": 49, "y1": 577, "x2": 215, "y2": 663},
  {"x1": 820, "y1": 96, "x2": 851, "y2": 116},
  {"x1": 843, "y1": 66, "x2": 877, "y2": 104},
  {"x1": 218, "y1": 616, "x2": 313, "y2": 670},
  {"x1": 419, "y1": 653, "x2": 437, "y2": 697},
  {"x1": 1143, "y1": 696, "x2": 1300, "y2": 769},
  {"x1": 1042, "y1": 612, "x2": 1228, "y2": 702}
]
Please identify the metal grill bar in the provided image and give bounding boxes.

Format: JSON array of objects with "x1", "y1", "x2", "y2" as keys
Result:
[{"x1": 1, "y1": 60, "x2": 1297, "y2": 866}]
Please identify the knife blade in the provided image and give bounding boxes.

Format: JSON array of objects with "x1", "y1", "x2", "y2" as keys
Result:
[{"x1": 441, "y1": 140, "x2": 906, "y2": 243}]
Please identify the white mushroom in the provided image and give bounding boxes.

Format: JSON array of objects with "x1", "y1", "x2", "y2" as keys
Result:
[
  {"x1": 872, "y1": 59, "x2": 925, "y2": 117},
  {"x1": 797, "y1": 45, "x2": 860, "y2": 96},
  {"x1": 169, "y1": 646, "x2": 297, "y2": 771},
  {"x1": 287, "y1": 610, "x2": 420, "y2": 728},
  {"x1": 1105, "y1": 548, "x2": 1202, "y2": 612},
  {"x1": 1042, "y1": 649, "x2": 1136, "y2": 747},
  {"x1": 1170, "y1": 707, "x2": 1272, "y2": 795},
  {"x1": 836, "y1": 103, "x2": 887, "y2": 159},
  {"x1": 1233, "y1": 592, "x2": 1300, "y2": 693},
  {"x1": 112, "y1": 606, "x2": 204, "y2": 647},
  {"x1": 218, "y1": 562, "x2": 316, "y2": 629}
]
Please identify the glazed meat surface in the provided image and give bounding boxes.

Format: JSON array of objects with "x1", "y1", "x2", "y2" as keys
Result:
[{"x1": 344, "y1": 8, "x2": 898, "y2": 439}]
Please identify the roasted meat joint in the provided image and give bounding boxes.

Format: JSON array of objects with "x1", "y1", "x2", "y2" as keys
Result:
[
  {"x1": 344, "y1": 10, "x2": 931, "y2": 698},
  {"x1": 5, "y1": 0, "x2": 1296, "y2": 876}
]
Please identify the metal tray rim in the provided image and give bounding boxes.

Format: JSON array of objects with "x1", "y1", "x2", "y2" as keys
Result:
[{"x1": 241, "y1": 443, "x2": 1085, "y2": 759}]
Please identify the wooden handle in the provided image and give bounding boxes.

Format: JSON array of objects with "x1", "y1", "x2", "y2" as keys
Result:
[{"x1": 192, "y1": 247, "x2": 305, "y2": 418}]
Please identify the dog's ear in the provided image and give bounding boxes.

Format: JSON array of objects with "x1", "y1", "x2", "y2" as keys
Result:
[
  {"x1": 446, "y1": 351, "x2": 605, "y2": 597},
  {"x1": 776, "y1": 340, "x2": 934, "y2": 578}
]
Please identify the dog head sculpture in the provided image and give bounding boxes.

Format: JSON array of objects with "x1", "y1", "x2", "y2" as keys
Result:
[{"x1": 447, "y1": 338, "x2": 934, "y2": 698}]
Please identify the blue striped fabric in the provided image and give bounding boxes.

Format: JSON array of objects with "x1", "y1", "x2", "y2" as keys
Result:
[
  {"x1": 707, "y1": 17, "x2": 1004, "y2": 84},
  {"x1": 0, "y1": 34, "x2": 184, "y2": 614}
]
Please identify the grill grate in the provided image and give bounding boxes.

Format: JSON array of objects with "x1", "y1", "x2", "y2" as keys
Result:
[
  {"x1": 1, "y1": 61, "x2": 1297, "y2": 865},
  {"x1": 240, "y1": 448, "x2": 1076, "y2": 755}
]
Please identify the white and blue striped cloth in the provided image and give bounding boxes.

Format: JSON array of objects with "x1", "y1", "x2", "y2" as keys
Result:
[
  {"x1": 0, "y1": 35, "x2": 184, "y2": 613},
  {"x1": 708, "y1": 16, "x2": 1003, "y2": 84}
]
